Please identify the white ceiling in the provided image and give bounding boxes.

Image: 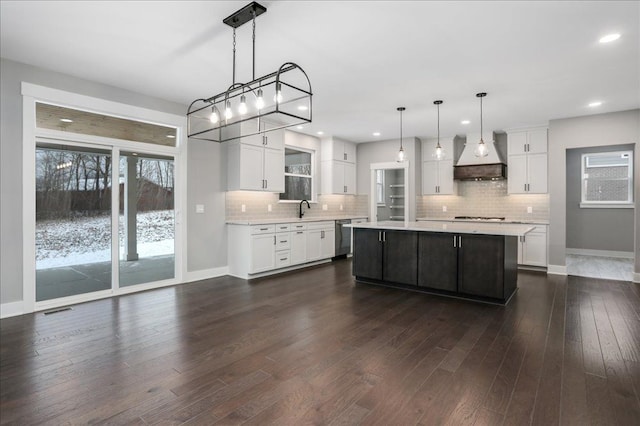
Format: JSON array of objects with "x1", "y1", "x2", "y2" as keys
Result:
[{"x1": 1, "y1": 1, "x2": 638, "y2": 143}]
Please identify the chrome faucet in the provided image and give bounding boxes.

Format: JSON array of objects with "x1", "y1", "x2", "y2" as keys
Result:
[{"x1": 299, "y1": 199, "x2": 310, "y2": 219}]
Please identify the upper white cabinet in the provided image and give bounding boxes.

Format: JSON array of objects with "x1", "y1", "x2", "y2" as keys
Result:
[
  {"x1": 227, "y1": 126, "x2": 285, "y2": 192},
  {"x1": 321, "y1": 137, "x2": 357, "y2": 194},
  {"x1": 507, "y1": 128, "x2": 548, "y2": 194},
  {"x1": 421, "y1": 138, "x2": 456, "y2": 195}
]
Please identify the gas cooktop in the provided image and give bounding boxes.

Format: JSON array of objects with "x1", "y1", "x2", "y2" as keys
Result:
[{"x1": 454, "y1": 216, "x2": 505, "y2": 221}]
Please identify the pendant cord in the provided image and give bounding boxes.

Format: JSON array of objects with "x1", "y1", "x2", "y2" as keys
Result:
[
  {"x1": 437, "y1": 103, "x2": 440, "y2": 143},
  {"x1": 252, "y1": 11, "x2": 256, "y2": 81},
  {"x1": 400, "y1": 109, "x2": 403, "y2": 150},
  {"x1": 480, "y1": 95, "x2": 483, "y2": 142},
  {"x1": 232, "y1": 28, "x2": 236, "y2": 85}
]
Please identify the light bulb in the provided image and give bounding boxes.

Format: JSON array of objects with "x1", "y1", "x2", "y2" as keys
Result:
[
  {"x1": 397, "y1": 147, "x2": 405, "y2": 162},
  {"x1": 224, "y1": 101, "x2": 232, "y2": 120},
  {"x1": 209, "y1": 107, "x2": 219, "y2": 124},
  {"x1": 434, "y1": 144, "x2": 444, "y2": 160},
  {"x1": 474, "y1": 139, "x2": 488, "y2": 157},
  {"x1": 256, "y1": 89, "x2": 264, "y2": 109},
  {"x1": 274, "y1": 83, "x2": 283, "y2": 103},
  {"x1": 238, "y1": 95, "x2": 247, "y2": 115}
]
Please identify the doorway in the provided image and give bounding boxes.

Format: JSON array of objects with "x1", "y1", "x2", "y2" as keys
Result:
[{"x1": 370, "y1": 161, "x2": 409, "y2": 224}]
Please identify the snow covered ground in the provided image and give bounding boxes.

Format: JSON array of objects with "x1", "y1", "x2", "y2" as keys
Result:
[{"x1": 36, "y1": 210, "x2": 174, "y2": 269}]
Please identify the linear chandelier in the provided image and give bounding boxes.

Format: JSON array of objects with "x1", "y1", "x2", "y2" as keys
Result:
[{"x1": 187, "y1": 2, "x2": 312, "y2": 143}]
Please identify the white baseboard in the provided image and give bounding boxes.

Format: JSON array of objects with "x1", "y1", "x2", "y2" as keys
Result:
[
  {"x1": 1, "y1": 301, "x2": 24, "y2": 319},
  {"x1": 547, "y1": 264, "x2": 568, "y2": 275},
  {"x1": 185, "y1": 266, "x2": 229, "y2": 283},
  {"x1": 634, "y1": 272, "x2": 640, "y2": 283},
  {"x1": 566, "y1": 248, "x2": 634, "y2": 259}
]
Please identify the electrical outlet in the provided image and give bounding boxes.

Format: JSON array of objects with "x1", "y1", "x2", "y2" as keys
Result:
[
  {"x1": 195, "y1": 204, "x2": 205, "y2": 214},
  {"x1": 267, "y1": 204, "x2": 272, "y2": 212},
  {"x1": 527, "y1": 206, "x2": 533, "y2": 214},
  {"x1": 322, "y1": 204, "x2": 328, "y2": 211},
  {"x1": 442, "y1": 205, "x2": 447, "y2": 212},
  {"x1": 241, "y1": 204, "x2": 246, "y2": 213},
  {"x1": 339, "y1": 204, "x2": 343, "y2": 211}
]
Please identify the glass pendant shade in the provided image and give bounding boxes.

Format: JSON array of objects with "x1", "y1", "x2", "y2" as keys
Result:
[
  {"x1": 475, "y1": 92, "x2": 489, "y2": 158},
  {"x1": 434, "y1": 142, "x2": 444, "y2": 160},
  {"x1": 255, "y1": 88, "x2": 265, "y2": 109},
  {"x1": 397, "y1": 106, "x2": 406, "y2": 162},
  {"x1": 238, "y1": 95, "x2": 248, "y2": 115},
  {"x1": 209, "y1": 106, "x2": 220, "y2": 124},
  {"x1": 224, "y1": 101, "x2": 233, "y2": 120}
]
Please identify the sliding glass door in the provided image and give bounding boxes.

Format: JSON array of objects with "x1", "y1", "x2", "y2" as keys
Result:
[
  {"x1": 118, "y1": 152, "x2": 175, "y2": 287},
  {"x1": 35, "y1": 144, "x2": 113, "y2": 301}
]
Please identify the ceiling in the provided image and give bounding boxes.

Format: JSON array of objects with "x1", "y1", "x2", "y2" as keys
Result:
[{"x1": 1, "y1": 1, "x2": 638, "y2": 143}]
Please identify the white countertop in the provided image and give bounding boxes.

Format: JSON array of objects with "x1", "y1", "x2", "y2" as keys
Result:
[
  {"x1": 348, "y1": 220, "x2": 534, "y2": 236},
  {"x1": 416, "y1": 217, "x2": 549, "y2": 225},
  {"x1": 226, "y1": 216, "x2": 368, "y2": 225}
]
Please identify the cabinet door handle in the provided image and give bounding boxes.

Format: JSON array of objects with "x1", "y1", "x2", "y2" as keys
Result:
[
  {"x1": 453, "y1": 235, "x2": 457, "y2": 248},
  {"x1": 321, "y1": 230, "x2": 324, "y2": 238},
  {"x1": 344, "y1": 185, "x2": 347, "y2": 193},
  {"x1": 344, "y1": 153, "x2": 347, "y2": 160},
  {"x1": 458, "y1": 236, "x2": 462, "y2": 247},
  {"x1": 378, "y1": 231, "x2": 382, "y2": 242},
  {"x1": 265, "y1": 179, "x2": 268, "y2": 188},
  {"x1": 383, "y1": 231, "x2": 386, "y2": 242},
  {"x1": 273, "y1": 236, "x2": 276, "y2": 245}
]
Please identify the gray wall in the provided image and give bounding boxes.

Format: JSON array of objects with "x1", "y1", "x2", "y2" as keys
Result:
[
  {"x1": 548, "y1": 109, "x2": 639, "y2": 274},
  {"x1": 0, "y1": 58, "x2": 227, "y2": 305},
  {"x1": 566, "y1": 144, "x2": 635, "y2": 252},
  {"x1": 356, "y1": 137, "x2": 420, "y2": 221}
]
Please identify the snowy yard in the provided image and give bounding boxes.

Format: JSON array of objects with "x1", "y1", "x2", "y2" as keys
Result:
[{"x1": 36, "y1": 210, "x2": 174, "y2": 269}]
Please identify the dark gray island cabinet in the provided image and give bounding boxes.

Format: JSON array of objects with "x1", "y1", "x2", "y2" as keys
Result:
[{"x1": 351, "y1": 222, "x2": 533, "y2": 304}]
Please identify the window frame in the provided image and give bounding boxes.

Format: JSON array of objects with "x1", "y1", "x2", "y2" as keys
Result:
[
  {"x1": 278, "y1": 146, "x2": 315, "y2": 203},
  {"x1": 580, "y1": 150, "x2": 634, "y2": 208}
]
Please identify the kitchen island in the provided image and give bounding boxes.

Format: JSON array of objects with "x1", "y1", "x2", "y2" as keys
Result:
[{"x1": 349, "y1": 221, "x2": 534, "y2": 305}]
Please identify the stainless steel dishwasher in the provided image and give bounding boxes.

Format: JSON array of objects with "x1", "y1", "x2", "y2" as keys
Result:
[{"x1": 335, "y1": 219, "x2": 352, "y2": 257}]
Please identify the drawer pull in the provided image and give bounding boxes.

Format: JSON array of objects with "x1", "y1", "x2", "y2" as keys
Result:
[
  {"x1": 297, "y1": 231, "x2": 304, "y2": 234},
  {"x1": 280, "y1": 240, "x2": 287, "y2": 243},
  {"x1": 260, "y1": 227, "x2": 269, "y2": 231},
  {"x1": 280, "y1": 257, "x2": 288, "y2": 261}
]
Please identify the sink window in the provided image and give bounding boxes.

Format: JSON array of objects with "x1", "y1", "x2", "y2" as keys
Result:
[{"x1": 280, "y1": 147, "x2": 314, "y2": 202}]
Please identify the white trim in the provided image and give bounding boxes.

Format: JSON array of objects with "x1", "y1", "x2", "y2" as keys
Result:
[
  {"x1": 634, "y1": 272, "x2": 640, "y2": 283},
  {"x1": 22, "y1": 82, "x2": 187, "y2": 315},
  {"x1": 185, "y1": 266, "x2": 230, "y2": 283},
  {"x1": 228, "y1": 259, "x2": 331, "y2": 280},
  {"x1": 566, "y1": 248, "x2": 634, "y2": 259},
  {"x1": 547, "y1": 264, "x2": 568, "y2": 275},
  {"x1": 1, "y1": 301, "x2": 25, "y2": 319},
  {"x1": 579, "y1": 203, "x2": 634, "y2": 209}
]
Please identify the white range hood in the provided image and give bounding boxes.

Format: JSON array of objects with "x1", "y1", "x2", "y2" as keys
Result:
[{"x1": 454, "y1": 132, "x2": 507, "y2": 180}]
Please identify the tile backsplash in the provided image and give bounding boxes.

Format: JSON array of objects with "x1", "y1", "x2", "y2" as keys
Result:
[
  {"x1": 226, "y1": 192, "x2": 369, "y2": 221},
  {"x1": 417, "y1": 180, "x2": 549, "y2": 221}
]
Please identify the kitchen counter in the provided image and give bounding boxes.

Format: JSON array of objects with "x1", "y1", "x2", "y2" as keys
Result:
[
  {"x1": 416, "y1": 217, "x2": 549, "y2": 225},
  {"x1": 227, "y1": 216, "x2": 368, "y2": 225},
  {"x1": 349, "y1": 220, "x2": 534, "y2": 237}
]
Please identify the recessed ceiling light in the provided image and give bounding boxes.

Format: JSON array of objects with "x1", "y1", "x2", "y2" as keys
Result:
[
  {"x1": 297, "y1": 105, "x2": 308, "y2": 111},
  {"x1": 317, "y1": 131, "x2": 324, "y2": 135},
  {"x1": 60, "y1": 118, "x2": 73, "y2": 123},
  {"x1": 166, "y1": 134, "x2": 175, "y2": 138},
  {"x1": 599, "y1": 33, "x2": 620, "y2": 43},
  {"x1": 461, "y1": 120, "x2": 470, "y2": 125},
  {"x1": 296, "y1": 125, "x2": 304, "y2": 130},
  {"x1": 373, "y1": 132, "x2": 381, "y2": 136},
  {"x1": 588, "y1": 101, "x2": 602, "y2": 107},
  {"x1": 132, "y1": 153, "x2": 138, "y2": 156}
]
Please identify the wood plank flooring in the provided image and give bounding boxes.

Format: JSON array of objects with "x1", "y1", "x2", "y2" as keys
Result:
[{"x1": 1, "y1": 259, "x2": 639, "y2": 425}]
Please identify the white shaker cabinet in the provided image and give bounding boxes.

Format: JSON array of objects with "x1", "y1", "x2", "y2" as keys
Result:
[
  {"x1": 321, "y1": 137, "x2": 357, "y2": 195},
  {"x1": 421, "y1": 138, "x2": 455, "y2": 195},
  {"x1": 290, "y1": 223, "x2": 307, "y2": 265},
  {"x1": 306, "y1": 221, "x2": 335, "y2": 262},
  {"x1": 227, "y1": 128, "x2": 285, "y2": 192},
  {"x1": 507, "y1": 128, "x2": 548, "y2": 194},
  {"x1": 518, "y1": 225, "x2": 548, "y2": 267}
]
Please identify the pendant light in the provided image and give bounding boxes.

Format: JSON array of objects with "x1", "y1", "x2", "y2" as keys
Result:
[
  {"x1": 433, "y1": 100, "x2": 444, "y2": 160},
  {"x1": 187, "y1": 2, "x2": 312, "y2": 142},
  {"x1": 474, "y1": 92, "x2": 489, "y2": 157},
  {"x1": 397, "y1": 107, "x2": 406, "y2": 162}
]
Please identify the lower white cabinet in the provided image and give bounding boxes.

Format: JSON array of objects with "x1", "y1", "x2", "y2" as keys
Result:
[
  {"x1": 518, "y1": 225, "x2": 547, "y2": 267},
  {"x1": 228, "y1": 220, "x2": 336, "y2": 279},
  {"x1": 307, "y1": 224, "x2": 335, "y2": 261}
]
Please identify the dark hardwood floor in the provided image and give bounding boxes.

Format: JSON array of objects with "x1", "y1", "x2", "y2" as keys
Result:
[{"x1": 1, "y1": 259, "x2": 639, "y2": 425}]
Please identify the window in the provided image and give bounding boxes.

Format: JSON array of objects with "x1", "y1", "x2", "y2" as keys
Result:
[
  {"x1": 279, "y1": 147, "x2": 313, "y2": 201},
  {"x1": 581, "y1": 150, "x2": 633, "y2": 207},
  {"x1": 376, "y1": 169, "x2": 385, "y2": 205}
]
